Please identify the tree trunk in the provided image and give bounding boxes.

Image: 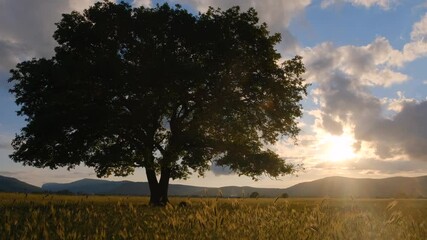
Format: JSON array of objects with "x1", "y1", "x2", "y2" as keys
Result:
[
  {"x1": 145, "y1": 167, "x2": 170, "y2": 206},
  {"x1": 146, "y1": 168, "x2": 160, "y2": 206},
  {"x1": 158, "y1": 168, "x2": 171, "y2": 204}
]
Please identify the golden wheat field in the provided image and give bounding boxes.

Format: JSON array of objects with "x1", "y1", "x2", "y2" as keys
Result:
[{"x1": 0, "y1": 193, "x2": 426, "y2": 239}]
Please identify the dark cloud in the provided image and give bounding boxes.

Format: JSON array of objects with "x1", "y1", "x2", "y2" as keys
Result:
[
  {"x1": 321, "y1": 114, "x2": 343, "y2": 135},
  {"x1": 0, "y1": 0, "x2": 67, "y2": 70},
  {"x1": 0, "y1": 142, "x2": 11, "y2": 150},
  {"x1": 352, "y1": 141, "x2": 362, "y2": 152},
  {"x1": 365, "y1": 102, "x2": 427, "y2": 161},
  {"x1": 210, "y1": 164, "x2": 233, "y2": 176},
  {"x1": 0, "y1": 39, "x2": 29, "y2": 72},
  {"x1": 0, "y1": 0, "x2": 97, "y2": 80},
  {"x1": 319, "y1": 73, "x2": 382, "y2": 125}
]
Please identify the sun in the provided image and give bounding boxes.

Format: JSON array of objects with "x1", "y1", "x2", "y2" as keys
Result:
[{"x1": 320, "y1": 134, "x2": 357, "y2": 162}]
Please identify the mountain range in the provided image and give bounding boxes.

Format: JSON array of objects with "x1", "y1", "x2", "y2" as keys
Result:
[
  {"x1": 1, "y1": 175, "x2": 427, "y2": 198},
  {"x1": 0, "y1": 175, "x2": 42, "y2": 193}
]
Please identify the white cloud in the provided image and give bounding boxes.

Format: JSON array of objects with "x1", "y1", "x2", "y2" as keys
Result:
[
  {"x1": 301, "y1": 37, "x2": 409, "y2": 87},
  {"x1": 395, "y1": 40, "x2": 427, "y2": 65},
  {"x1": 382, "y1": 91, "x2": 417, "y2": 112},
  {"x1": 131, "y1": 0, "x2": 151, "y2": 7},
  {"x1": 387, "y1": 14, "x2": 427, "y2": 66},
  {"x1": 321, "y1": 0, "x2": 399, "y2": 10},
  {"x1": 411, "y1": 13, "x2": 427, "y2": 41}
]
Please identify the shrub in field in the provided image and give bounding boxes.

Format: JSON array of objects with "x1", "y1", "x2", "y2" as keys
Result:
[{"x1": 249, "y1": 192, "x2": 260, "y2": 198}]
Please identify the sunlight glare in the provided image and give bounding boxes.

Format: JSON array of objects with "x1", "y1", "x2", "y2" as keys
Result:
[{"x1": 320, "y1": 134, "x2": 357, "y2": 162}]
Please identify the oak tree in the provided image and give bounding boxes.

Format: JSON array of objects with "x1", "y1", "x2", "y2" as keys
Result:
[{"x1": 9, "y1": 2, "x2": 307, "y2": 205}]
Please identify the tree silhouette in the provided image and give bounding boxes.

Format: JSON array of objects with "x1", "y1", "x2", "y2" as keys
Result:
[{"x1": 9, "y1": 2, "x2": 307, "y2": 206}]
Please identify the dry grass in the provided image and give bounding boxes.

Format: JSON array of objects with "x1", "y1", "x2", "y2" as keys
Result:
[{"x1": 0, "y1": 193, "x2": 426, "y2": 239}]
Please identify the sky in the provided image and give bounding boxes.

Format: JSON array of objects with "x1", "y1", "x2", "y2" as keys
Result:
[{"x1": 0, "y1": 0, "x2": 427, "y2": 188}]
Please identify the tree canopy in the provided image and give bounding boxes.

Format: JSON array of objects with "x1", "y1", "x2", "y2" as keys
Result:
[{"x1": 9, "y1": 1, "x2": 307, "y2": 205}]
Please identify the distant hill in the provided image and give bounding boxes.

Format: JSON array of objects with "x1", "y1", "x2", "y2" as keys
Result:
[
  {"x1": 285, "y1": 176, "x2": 427, "y2": 198},
  {"x1": 42, "y1": 178, "x2": 123, "y2": 194},
  {"x1": 0, "y1": 175, "x2": 42, "y2": 193},
  {"x1": 41, "y1": 179, "x2": 285, "y2": 196},
  {"x1": 41, "y1": 175, "x2": 427, "y2": 198},
  {"x1": 2, "y1": 174, "x2": 426, "y2": 198}
]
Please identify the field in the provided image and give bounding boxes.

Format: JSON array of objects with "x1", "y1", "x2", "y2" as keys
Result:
[{"x1": 1, "y1": 193, "x2": 426, "y2": 239}]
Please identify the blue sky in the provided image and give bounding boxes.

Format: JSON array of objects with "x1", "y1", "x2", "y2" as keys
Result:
[{"x1": 1, "y1": 0, "x2": 427, "y2": 187}]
